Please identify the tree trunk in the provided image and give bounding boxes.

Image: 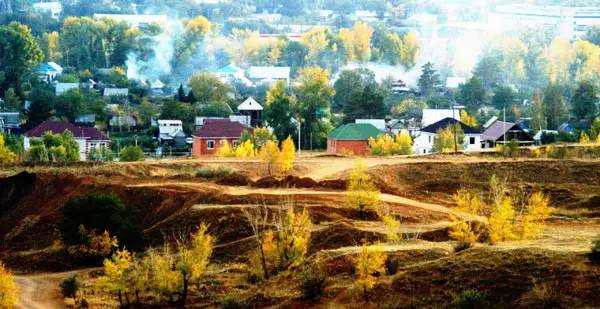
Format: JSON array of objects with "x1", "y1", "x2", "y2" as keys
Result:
[
  {"x1": 260, "y1": 243, "x2": 269, "y2": 279},
  {"x1": 179, "y1": 276, "x2": 189, "y2": 309},
  {"x1": 118, "y1": 290, "x2": 123, "y2": 307}
]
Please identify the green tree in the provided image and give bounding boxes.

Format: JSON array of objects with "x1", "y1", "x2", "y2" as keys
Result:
[
  {"x1": 0, "y1": 22, "x2": 43, "y2": 95},
  {"x1": 571, "y1": 80, "x2": 598, "y2": 126},
  {"x1": 60, "y1": 193, "x2": 143, "y2": 250},
  {"x1": 417, "y1": 62, "x2": 441, "y2": 98},
  {"x1": 458, "y1": 77, "x2": 485, "y2": 112},
  {"x1": 343, "y1": 85, "x2": 384, "y2": 123},
  {"x1": 2, "y1": 88, "x2": 22, "y2": 112},
  {"x1": 188, "y1": 72, "x2": 233, "y2": 105},
  {"x1": 264, "y1": 81, "x2": 295, "y2": 142},
  {"x1": 41, "y1": 130, "x2": 80, "y2": 161},
  {"x1": 542, "y1": 83, "x2": 567, "y2": 130},
  {"x1": 296, "y1": 67, "x2": 335, "y2": 149},
  {"x1": 55, "y1": 89, "x2": 85, "y2": 122},
  {"x1": 379, "y1": 32, "x2": 403, "y2": 65},
  {"x1": 492, "y1": 86, "x2": 516, "y2": 110},
  {"x1": 333, "y1": 68, "x2": 376, "y2": 111},
  {"x1": 473, "y1": 50, "x2": 503, "y2": 92},
  {"x1": 119, "y1": 145, "x2": 144, "y2": 162},
  {"x1": 26, "y1": 83, "x2": 54, "y2": 129}
]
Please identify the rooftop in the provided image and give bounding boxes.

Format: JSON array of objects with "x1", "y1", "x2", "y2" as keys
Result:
[
  {"x1": 25, "y1": 121, "x2": 109, "y2": 141},
  {"x1": 328, "y1": 123, "x2": 382, "y2": 141},
  {"x1": 192, "y1": 120, "x2": 251, "y2": 139},
  {"x1": 420, "y1": 117, "x2": 480, "y2": 134}
]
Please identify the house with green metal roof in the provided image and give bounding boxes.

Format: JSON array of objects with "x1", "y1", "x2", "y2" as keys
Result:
[{"x1": 327, "y1": 123, "x2": 382, "y2": 155}]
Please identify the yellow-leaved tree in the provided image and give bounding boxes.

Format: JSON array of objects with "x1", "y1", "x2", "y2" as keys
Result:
[
  {"x1": 175, "y1": 224, "x2": 213, "y2": 306},
  {"x1": 300, "y1": 27, "x2": 330, "y2": 63},
  {"x1": 259, "y1": 140, "x2": 280, "y2": 175},
  {"x1": 216, "y1": 139, "x2": 234, "y2": 157},
  {"x1": 0, "y1": 261, "x2": 18, "y2": 308},
  {"x1": 279, "y1": 136, "x2": 296, "y2": 174},
  {"x1": 0, "y1": 135, "x2": 17, "y2": 164},
  {"x1": 354, "y1": 244, "x2": 386, "y2": 301},
  {"x1": 518, "y1": 192, "x2": 551, "y2": 239},
  {"x1": 395, "y1": 129, "x2": 413, "y2": 155},
  {"x1": 580, "y1": 132, "x2": 591, "y2": 144},
  {"x1": 460, "y1": 110, "x2": 478, "y2": 128},
  {"x1": 347, "y1": 161, "x2": 381, "y2": 219},
  {"x1": 245, "y1": 203, "x2": 312, "y2": 280},
  {"x1": 449, "y1": 190, "x2": 484, "y2": 245},
  {"x1": 97, "y1": 249, "x2": 136, "y2": 307},
  {"x1": 597, "y1": 132, "x2": 600, "y2": 145},
  {"x1": 382, "y1": 213, "x2": 402, "y2": 242},
  {"x1": 489, "y1": 196, "x2": 518, "y2": 244},
  {"x1": 234, "y1": 140, "x2": 256, "y2": 157}
]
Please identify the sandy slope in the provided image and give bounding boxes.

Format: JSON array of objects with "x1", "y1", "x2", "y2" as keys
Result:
[{"x1": 14, "y1": 271, "x2": 78, "y2": 309}]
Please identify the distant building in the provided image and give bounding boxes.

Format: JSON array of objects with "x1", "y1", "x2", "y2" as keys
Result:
[
  {"x1": 421, "y1": 108, "x2": 462, "y2": 127},
  {"x1": 158, "y1": 120, "x2": 186, "y2": 145},
  {"x1": 215, "y1": 65, "x2": 252, "y2": 86},
  {"x1": 489, "y1": 4, "x2": 600, "y2": 39},
  {"x1": 413, "y1": 118, "x2": 481, "y2": 154},
  {"x1": 248, "y1": 66, "x2": 291, "y2": 85},
  {"x1": 481, "y1": 120, "x2": 533, "y2": 148},
  {"x1": 355, "y1": 119, "x2": 386, "y2": 131},
  {"x1": 192, "y1": 119, "x2": 251, "y2": 156},
  {"x1": 0, "y1": 112, "x2": 20, "y2": 134},
  {"x1": 352, "y1": 10, "x2": 379, "y2": 22},
  {"x1": 445, "y1": 77, "x2": 466, "y2": 89},
  {"x1": 195, "y1": 115, "x2": 251, "y2": 129},
  {"x1": 327, "y1": 123, "x2": 382, "y2": 155},
  {"x1": 32, "y1": 1, "x2": 62, "y2": 19},
  {"x1": 24, "y1": 121, "x2": 110, "y2": 161},
  {"x1": 109, "y1": 115, "x2": 137, "y2": 130},
  {"x1": 93, "y1": 14, "x2": 168, "y2": 28},
  {"x1": 55, "y1": 83, "x2": 79, "y2": 95},
  {"x1": 103, "y1": 88, "x2": 129, "y2": 97},
  {"x1": 391, "y1": 80, "x2": 411, "y2": 94},
  {"x1": 36, "y1": 62, "x2": 63, "y2": 82},
  {"x1": 237, "y1": 97, "x2": 263, "y2": 127},
  {"x1": 75, "y1": 114, "x2": 96, "y2": 127}
]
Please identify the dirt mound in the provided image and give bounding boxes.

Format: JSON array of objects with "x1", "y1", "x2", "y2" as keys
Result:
[
  {"x1": 216, "y1": 173, "x2": 252, "y2": 186},
  {"x1": 318, "y1": 179, "x2": 347, "y2": 190},
  {"x1": 387, "y1": 248, "x2": 600, "y2": 308},
  {"x1": 580, "y1": 196, "x2": 600, "y2": 209},
  {"x1": 309, "y1": 221, "x2": 385, "y2": 253},
  {"x1": 0, "y1": 172, "x2": 36, "y2": 213}
]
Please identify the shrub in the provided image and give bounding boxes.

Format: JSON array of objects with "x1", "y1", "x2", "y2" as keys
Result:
[
  {"x1": 0, "y1": 262, "x2": 18, "y2": 307},
  {"x1": 298, "y1": 263, "x2": 327, "y2": 300},
  {"x1": 59, "y1": 193, "x2": 143, "y2": 250},
  {"x1": 591, "y1": 234, "x2": 600, "y2": 262},
  {"x1": 451, "y1": 289, "x2": 487, "y2": 309},
  {"x1": 385, "y1": 256, "x2": 399, "y2": 275},
  {"x1": 519, "y1": 282, "x2": 561, "y2": 308},
  {"x1": 354, "y1": 244, "x2": 386, "y2": 301},
  {"x1": 195, "y1": 166, "x2": 234, "y2": 178},
  {"x1": 60, "y1": 275, "x2": 79, "y2": 298},
  {"x1": 119, "y1": 145, "x2": 144, "y2": 162},
  {"x1": 220, "y1": 292, "x2": 249, "y2": 309}
]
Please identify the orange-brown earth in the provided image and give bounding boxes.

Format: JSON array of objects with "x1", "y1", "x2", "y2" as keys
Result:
[{"x1": 1, "y1": 156, "x2": 599, "y2": 307}]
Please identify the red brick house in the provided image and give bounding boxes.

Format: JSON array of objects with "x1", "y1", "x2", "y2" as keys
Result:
[
  {"x1": 192, "y1": 119, "x2": 252, "y2": 156},
  {"x1": 327, "y1": 123, "x2": 382, "y2": 155}
]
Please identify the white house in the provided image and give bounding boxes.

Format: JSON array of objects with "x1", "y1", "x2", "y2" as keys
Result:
[
  {"x1": 158, "y1": 120, "x2": 186, "y2": 143},
  {"x1": 445, "y1": 77, "x2": 466, "y2": 89},
  {"x1": 413, "y1": 118, "x2": 481, "y2": 154},
  {"x1": 55, "y1": 83, "x2": 79, "y2": 95},
  {"x1": 32, "y1": 1, "x2": 62, "y2": 19},
  {"x1": 248, "y1": 66, "x2": 291, "y2": 85},
  {"x1": 421, "y1": 108, "x2": 462, "y2": 127},
  {"x1": 215, "y1": 65, "x2": 252, "y2": 86},
  {"x1": 103, "y1": 88, "x2": 129, "y2": 97},
  {"x1": 24, "y1": 121, "x2": 110, "y2": 161}
]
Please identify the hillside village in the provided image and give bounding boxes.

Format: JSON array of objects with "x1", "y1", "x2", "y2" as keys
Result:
[{"x1": 1, "y1": 0, "x2": 600, "y2": 308}]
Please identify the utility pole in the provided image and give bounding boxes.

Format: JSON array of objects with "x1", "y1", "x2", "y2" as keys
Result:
[
  {"x1": 297, "y1": 117, "x2": 301, "y2": 156},
  {"x1": 503, "y1": 106, "x2": 506, "y2": 145}
]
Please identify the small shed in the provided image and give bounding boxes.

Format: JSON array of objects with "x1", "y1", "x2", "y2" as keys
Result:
[
  {"x1": 327, "y1": 123, "x2": 382, "y2": 155},
  {"x1": 238, "y1": 97, "x2": 263, "y2": 127}
]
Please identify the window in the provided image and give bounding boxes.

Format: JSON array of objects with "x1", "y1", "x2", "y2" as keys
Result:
[
  {"x1": 220, "y1": 139, "x2": 227, "y2": 146},
  {"x1": 469, "y1": 137, "x2": 475, "y2": 145},
  {"x1": 428, "y1": 135, "x2": 431, "y2": 143},
  {"x1": 207, "y1": 140, "x2": 215, "y2": 149},
  {"x1": 232, "y1": 139, "x2": 240, "y2": 148}
]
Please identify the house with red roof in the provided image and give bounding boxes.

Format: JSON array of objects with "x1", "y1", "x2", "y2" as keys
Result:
[
  {"x1": 24, "y1": 121, "x2": 111, "y2": 161},
  {"x1": 192, "y1": 119, "x2": 251, "y2": 156}
]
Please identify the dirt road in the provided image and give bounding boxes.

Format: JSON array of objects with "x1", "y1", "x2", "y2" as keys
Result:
[{"x1": 14, "y1": 271, "x2": 78, "y2": 309}]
